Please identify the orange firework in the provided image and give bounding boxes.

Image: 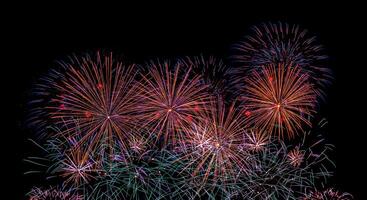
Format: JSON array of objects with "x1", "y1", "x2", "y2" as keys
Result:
[
  {"x1": 242, "y1": 63, "x2": 317, "y2": 139},
  {"x1": 179, "y1": 98, "x2": 248, "y2": 184},
  {"x1": 34, "y1": 52, "x2": 141, "y2": 156},
  {"x1": 138, "y1": 60, "x2": 211, "y2": 146}
]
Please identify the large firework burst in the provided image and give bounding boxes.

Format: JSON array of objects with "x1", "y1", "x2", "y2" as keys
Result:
[
  {"x1": 232, "y1": 22, "x2": 331, "y2": 92},
  {"x1": 29, "y1": 52, "x2": 141, "y2": 155},
  {"x1": 242, "y1": 63, "x2": 317, "y2": 139},
  {"x1": 138, "y1": 60, "x2": 211, "y2": 146}
]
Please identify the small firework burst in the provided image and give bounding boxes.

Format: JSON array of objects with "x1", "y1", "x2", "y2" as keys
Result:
[
  {"x1": 232, "y1": 22, "x2": 330, "y2": 91},
  {"x1": 138, "y1": 60, "x2": 211, "y2": 146},
  {"x1": 242, "y1": 63, "x2": 317, "y2": 139},
  {"x1": 27, "y1": 186, "x2": 82, "y2": 200},
  {"x1": 302, "y1": 188, "x2": 353, "y2": 200},
  {"x1": 59, "y1": 149, "x2": 96, "y2": 186},
  {"x1": 29, "y1": 52, "x2": 141, "y2": 155},
  {"x1": 287, "y1": 146, "x2": 305, "y2": 167},
  {"x1": 242, "y1": 130, "x2": 269, "y2": 152}
]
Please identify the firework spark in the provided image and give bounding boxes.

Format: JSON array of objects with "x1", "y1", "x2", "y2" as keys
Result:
[
  {"x1": 138, "y1": 60, "x2": 211, "y2": 146},
  {"x1": 232, "y1": 22, "x2": 330, "y2": 91},
  {"x1": 242, "y1": 63, "x2": 317, "y2": 139}
]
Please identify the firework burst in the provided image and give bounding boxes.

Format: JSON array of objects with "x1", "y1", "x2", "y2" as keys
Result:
[
  {"x1": 177, "y1": 98, "x2": 248, "y2": 188},
  {"x1": 29, "y1": 52, "x2": 141, "y2": 155},
  {"x1": 242, "y1": 63, "x2": 317, "y2": 139},
  {"x1": 232, "y1": 22, "x2": 330, "y2": 91},
  {"x1": 138, "y1": 60, "x2": 211, "y2": 146}
]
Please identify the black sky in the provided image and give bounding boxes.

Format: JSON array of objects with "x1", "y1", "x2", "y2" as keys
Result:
[{"x1": 5, "y1": 3, "x2": 365, "y2": 199}]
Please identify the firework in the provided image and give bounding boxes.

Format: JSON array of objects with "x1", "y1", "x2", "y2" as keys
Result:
[
  {"x1": 287, "y1": 146, "x2": 305, "y2": 167},
  {"x1": 237, "y1": 134, "x2": 333, "y2": 199},
  {"x1": 29, "y1": 52, "x2": 141, "y2": 155},
  {"x1": 177, "y1": 98, "x2": 248, "y2": 188},
  {"x1": 85, "y1": 148, "x2": 174, "y2": 200},
  {"x1": 241, "y1": 130, "x2": 269, "y2": 152},
  {"x1": 178, "y1": 55, "x2": 232, "y2": 96},
  {"x1": 242, "y1": 63, "x2": 317, "y2": 139},
  {"x1": 59, "y1": 149, "x2": 96, "y2": 186},
  {"x1": 27, "y1": 186, "x2": 83, "y2": 200},
  {"x1": 138, "y1": 60, "x2": 211, "y2": 146},
  {"x1": 302, "y1": 188, "x2": 353, "y2": 200},
  {"x1": 232, "y1": 22, "x2": 330, "y2": 91}
]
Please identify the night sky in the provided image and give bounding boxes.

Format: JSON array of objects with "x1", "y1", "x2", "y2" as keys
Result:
[{"x1": 6, "y1": 3, "x2": 364, "y2": 199}]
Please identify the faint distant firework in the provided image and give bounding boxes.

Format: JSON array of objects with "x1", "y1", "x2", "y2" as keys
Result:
[
  {"x1": 27, "y1": 186, "x2": 82, "y2": 200},
  {"x1": 302, "y1": 188, "x2": 353, "y2": 200},
  {"x1": 232, "y1": 22, "x2": 330, "y2": 93},
  {"x1": 138, "y1": 60, "x2": 211, "y2": 146},
  {"x1": 29, "y1": 52, "x2": 141, "y2": 155},
  {"x1": 178, "y1": 55, "x2": 232, "y2": 96},
  {"x1": 242, "y1": 63, "x2": 317, "y2": 139}
]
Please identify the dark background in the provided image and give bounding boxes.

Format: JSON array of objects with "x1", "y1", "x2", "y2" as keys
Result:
[{"x1": 5, "y1": 3, "x2": 365, "y2": 199}]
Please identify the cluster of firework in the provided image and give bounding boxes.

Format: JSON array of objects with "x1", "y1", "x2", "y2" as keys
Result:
[{"x1": 25, "y1": 22, "x2": 352, "y2": 199}]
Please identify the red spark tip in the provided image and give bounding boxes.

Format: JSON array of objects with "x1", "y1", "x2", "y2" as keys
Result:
[{"x1": 244, "y1": 110, "x2": 251, "y2": 117}]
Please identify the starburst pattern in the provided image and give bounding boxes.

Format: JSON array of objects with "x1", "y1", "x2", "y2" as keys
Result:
[
  {"x1": 30, "y1": 52, "x2": 141, "y2": 155},
  {"x1": 242, "y1": 63, "x2": 317, "y2": 139},
  {"x1": 138, "y1": 60, "x2": 211, "y2": 146}
]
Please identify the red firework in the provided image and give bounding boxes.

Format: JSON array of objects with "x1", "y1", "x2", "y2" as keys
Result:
[
  {"x1": 242, "y1": 63, "x2": 317, "y2": 139},
  {"x1": 138, "y1": 60, "x2": 211, "y2": 146},
  {"x1": 37, "y1": 52, "x2": 141, "y2": 155},
  {"x1": 180, "y1": 98, "x2": 248, "y2": 183}
]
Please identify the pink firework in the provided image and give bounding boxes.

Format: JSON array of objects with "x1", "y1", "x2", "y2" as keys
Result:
[
  {"x1": 242, "y1": 130, "x2": 269, "y2": 152},
  {"x1": 287, "y1": 146, "x2": 304, "y2": 167},
  {"x1": 180, "y1": 98, "x2": 248, "y2": 183},
  {"x1": 28, "y1": 186, "x2": 83, "y2": 200},
  {"x1": 60, "y1": 148, "x2": 95, "y2": 186},
  {"x1": 32, "y1": 52, "x2": 141, "y2": 155},
  {"x1": 242, "y1": 63, "x2": 317, "y2": 139},
  {"x1": 138, "y1": 60, "x2": 211, "y2": 146}
]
